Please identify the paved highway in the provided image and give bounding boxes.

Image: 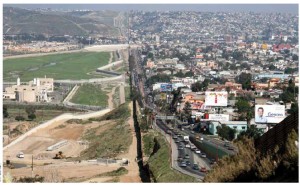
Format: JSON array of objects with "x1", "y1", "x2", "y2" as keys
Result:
[{"x1": 154, "y1": 119, "x2": 213, "y2": 180}]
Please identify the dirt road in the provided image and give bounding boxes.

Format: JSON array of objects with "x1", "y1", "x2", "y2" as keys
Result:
[{"x1": 118, "y1": 102, "x2": 141, "y2": 182}]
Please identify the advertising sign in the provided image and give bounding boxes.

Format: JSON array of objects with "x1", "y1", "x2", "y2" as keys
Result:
[
  {"x1": 205, "y1": 91, "x2": 228, "y2": 106},
  {"x1": 255, "y1": 105, "x2": 285, "y2": 123},
  {"x1": 160, "y1": 83, "x2": 173, "y2": 92},
  {"x1": 208, "y1": 114, "x2": 230, "y2": 121}
]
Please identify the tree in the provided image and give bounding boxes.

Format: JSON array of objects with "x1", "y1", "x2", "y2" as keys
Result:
[
  {"x1": 174, "y1": 70, "x2": 185, "y2": 78},
  {"x1": 28, "y1": 114, "x2": 36, "y2": 120},
  {"x1": 183, "y1": 102, "x2": 192, "y2": 118},
  {"x1": 235, "y1": 72, "x2": 252, "y2": 90},
  {"x1": 216, "y1": 125, "x2": 236, "y2": 141},
  {"x1": 3, "y1": 105, "x2": 9, "y2": 118},
  {"x1": 15, "y1": 115, "x2": 25, "y2": 121},
  {"x1": 191, "y1": 79, "x2": 209, "y2": 92},
  {"x1": 269, "y1": 64, "x2": 276, "y2": 70},
  {"x1": 288, "y1": 103, "x2": 298, "y2": 114},
  {"x1": 236, "y1": 98, "x2": 253, "y2": 125},
  {"x1": 25, "y1": 106, "x2": 36, "y2": 120},
  {"x1": 185, "y1": 71, "x2": 194, "y2": 77},
  {"x1": 237, "y1": 125, "x2": 264, "y2": 140}
]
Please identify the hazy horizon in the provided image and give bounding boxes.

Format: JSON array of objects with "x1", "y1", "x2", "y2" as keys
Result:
[{"x1": 4, "y1": 4, "x2": 299, "y2": 14}]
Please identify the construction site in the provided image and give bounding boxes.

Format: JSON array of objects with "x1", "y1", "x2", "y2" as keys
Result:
[{"x1": 3, "y1": 45, "x2": 141, "y2": 183}]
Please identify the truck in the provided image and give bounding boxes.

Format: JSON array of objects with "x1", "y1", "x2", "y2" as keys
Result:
[{"x1": 183, "y1": 136, "x2": 189, "y2": 142}]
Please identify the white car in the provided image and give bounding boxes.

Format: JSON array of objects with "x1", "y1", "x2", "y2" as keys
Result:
[
  {"x1": 200, "y1": 137, "x2": 204, "y2": 141},
  {"x1": 201, "y1": 153, "x2": 207, "y2": 158},
  {"x1": 17, "y1": 152, "x2": 24, "y2": 158},
  {"x1": 185, "y1": 144, "x2": 191, "y2": 148},
  {"x1": 195, "y1": 149, "x2": 201, "y2": 154}
]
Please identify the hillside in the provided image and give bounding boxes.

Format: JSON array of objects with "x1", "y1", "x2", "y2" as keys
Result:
[
  {"x1": 3, "y1": 7, "x2": 120, "y2": 37},
  {"x1": 204, "y1": 113, "x2": 298, "y2": 182}
]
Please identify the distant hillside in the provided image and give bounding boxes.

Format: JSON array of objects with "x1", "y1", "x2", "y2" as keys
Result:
[{"x1": 3, "y1": 7, "x2": 121, "y2": 37}]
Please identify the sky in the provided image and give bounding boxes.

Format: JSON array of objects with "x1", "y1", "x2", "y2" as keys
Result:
[{"x1": 4, "y1": 4, "x2": 299, "y2": 14}]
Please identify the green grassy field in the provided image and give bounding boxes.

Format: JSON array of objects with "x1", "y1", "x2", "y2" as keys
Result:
[
  {"x1": 70, "y1": 84, "x2": 108, "y2": 107},
  {"x1": 4, "y1": 52, "x2": 110, "y2": 81}
]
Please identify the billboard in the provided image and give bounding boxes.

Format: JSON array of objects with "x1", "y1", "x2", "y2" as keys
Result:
[
  {"x1": 255, "y1": 105, "x2": 285, "y2": 123},
  {"x1": 208, "y1": 114, "x2": 230, "y2": 121},
  {"x1": 205, "y1": 91, "x2": 228, "y2": 106},
  {"x1": 160, "y1": 83, "x2": 172, "y2": 92}
]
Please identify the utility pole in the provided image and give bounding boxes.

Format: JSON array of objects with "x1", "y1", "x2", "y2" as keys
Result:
[{"x1": 31, "y1": 155, "x2": 34, "y2": 178}]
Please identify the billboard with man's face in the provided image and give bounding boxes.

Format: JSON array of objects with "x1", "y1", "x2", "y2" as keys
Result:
[
  {"x1": 255, "y1": 105, "x2": 285, "y2": 123},
  {"x1": 205, "y1": 91, "x2": 228, "y2": 106}
]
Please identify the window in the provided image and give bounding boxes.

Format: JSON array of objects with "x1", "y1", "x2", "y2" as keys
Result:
[
  {"x1": 233, "y1": 126, "x2": 237, "y2": 129},
  {"x1": 242, "y1": 126, "x2": 246, "y2": 130}
]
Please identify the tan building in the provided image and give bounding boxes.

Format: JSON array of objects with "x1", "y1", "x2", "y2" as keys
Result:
[{"x1": 3, "y1": 77, "x2": 54, "y2": 103}]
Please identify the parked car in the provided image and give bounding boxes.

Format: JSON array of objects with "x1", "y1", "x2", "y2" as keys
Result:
[
  {"x1": 192, "y1": 164, "x2": 199, "y2": 170},
  {"x1": 172, "y1": 135, "x2": 178, "y2": 139},
  {"x1": 185, "y1": 160, "x2": 191, "y2": 166},
  {"x1": 210, "y1": 159, "x2": 217, "y2": 165},
  {"x1": 200, "y1": 137, "x2": 204, "y2": 141},
  {"x1": 200, "y1": 167, "x2": 207, "y2": 173},
  {"x1": 201, "y1": 153, "x2": 207, "y2": 158},
  {"x1": 175, "y1": 139, "x2": 180, "y2": 143},
  {"x1": 17, "y1": 152, "x2": 24, "y2": 158},
  {"x1": 224, "y1": 141, "x2": 230, "y2": 147}
]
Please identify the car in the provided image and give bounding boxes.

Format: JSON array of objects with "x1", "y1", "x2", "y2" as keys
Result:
[
  {"x1": 224, "y1": 141, "x2": 230, "y2": 147},
  {"x1": 178, "y1": 156, "x2": 183, "y2": 161},
  {"x1": 181, "y1": 128, "x2": 185, "y2": 131},
  {"x1": 185, "y1": 144, "x2": 191, "y2": 148},
  {"x1": 166, "y1": 130, "x2": 172, "y2": 134},
  {"x1": 191, "y1": 131, "x2": 195, "y2": 134},
  {"x1": 175, "y1": 139, "x2": 180, "y2": 143},
  {"x1": 200, "y1": 153, "x2": 207, "y2": 158},
  {"x1": 195, "y1": 149, "x2": 201, "y2": 154},
  {"x1": 192, "y1": 164, "x2": 199, "y2": 170},
  {"x1": 200, "y1": 167, "x2": 207, "y2": 173},
  {"x1": 195, "y1": 135, "x2": 200, "y2": 139},
  {"x1": 179, "y1": 161, "x2": 187, "y2": 167},
  {"x1": 17, "y1": 152, "x2": 24, "y2": 158},
  {"x1": 184, "y1": 154, "x2": 190, "y2": 159},
  {"x1": 210, "y1": 159, "x2": 217, "y2": 165},
  {"x1": 178, "y1": 146, "x2": 184, "y2": 150},
  {"x1": 185, "y1": 160, "x2": 191, "y2": 166},
  {"x1": 172, "y1": 135, "x2": 178, "y2": 139},
  {"x1": 200, "y1": 137, "x2": 204, "y2": 141}
]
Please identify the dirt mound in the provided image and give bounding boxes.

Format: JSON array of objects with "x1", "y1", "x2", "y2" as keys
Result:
[
  {"x1": 51, "y1": 125, "x2": 84, "y2": 140},
  {"x1": 35, "y1": 153, "x2": 55, "y2": 160},
  {"x1": 66, "y1": 119, "x2": 83, "y2": 124}
]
